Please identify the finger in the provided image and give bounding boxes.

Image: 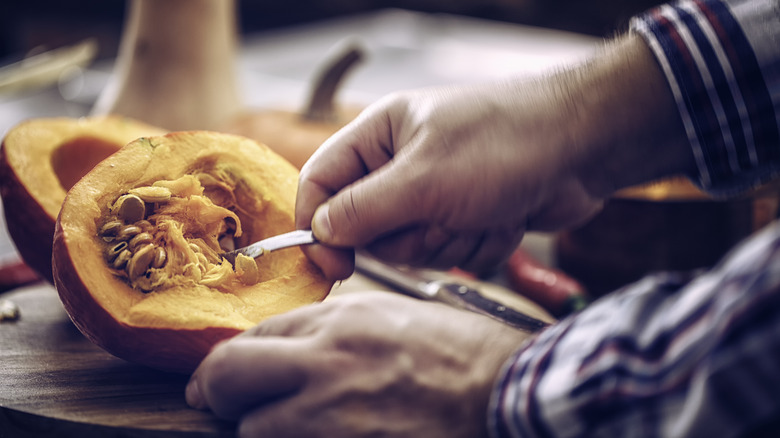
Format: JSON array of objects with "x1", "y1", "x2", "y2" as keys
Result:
[
  {"x1": 458, "y1": 228, "x2": 524, "y2": 274},
  {"x1": 300, "y1": 243, "x2": 355, "y2": 281},
  {"x1": 187, "y1": 337, "x2": 309, "y2": 420},
  {"x1": 310, "y1": 153, "x2": 430, "y2": 247},
  {"x1": 362, "y1": 225, "x2": 427, "y2": 264},
  {"x1": 295, "y1": 105, "x2": 396, "y2": 232},
  {"x1": 299, "y1": 103, "x2": 438, "y2": 248},
  {"x1": 365, "y1": 226, "x2": 482, "y2": 269},
  {"x1": 421, "y1": 232, "x2": 485, "y2": 270},
  {"x1": 526, "y1": 186, "x2": 604, "y2": 232}
]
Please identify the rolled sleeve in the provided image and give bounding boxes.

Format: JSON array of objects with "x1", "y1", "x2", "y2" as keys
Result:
[
  {"x1": 488, "y1": 221, "x2": 780, "y2": 437},
  {"x1": 631, "y1": 0, "x2": 780, "y2": 195}
]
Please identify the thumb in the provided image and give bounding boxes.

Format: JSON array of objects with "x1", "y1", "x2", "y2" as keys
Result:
[{"x1": 311, "y1": 162, "x2": 424, "y2": 247}]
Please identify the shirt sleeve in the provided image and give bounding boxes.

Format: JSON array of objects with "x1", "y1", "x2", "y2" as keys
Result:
[
  {"x1": 487, "y1": 220, "x2": 780, "y2": 437},
  {"x1": 630, "y1": 0, "x2": 780, "y2": 195}
]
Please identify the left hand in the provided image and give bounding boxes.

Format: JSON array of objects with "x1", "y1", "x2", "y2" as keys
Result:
[{"x1": 186, "y1": 291, "x2": 532, "y2": 438}]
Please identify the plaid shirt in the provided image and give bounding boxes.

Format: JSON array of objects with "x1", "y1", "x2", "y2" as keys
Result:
[{"x1": 488, "y1": 1, "x2": 780, "y2": 436}]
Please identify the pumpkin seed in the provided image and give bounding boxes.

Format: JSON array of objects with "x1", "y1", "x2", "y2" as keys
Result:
[
  {"x1": 135, "y1": 219, "x2": 153, "y2": 231},
  {"x1": 100, "y1": 220, "x2": 123, "y2": 237},
  {"x1": 106, "y1": 241, "x2": 129, "y2": 262},
  {"x1": 112, "y1": 249, "x2": 132, "y2": 269},
  {"x1": 116, "y1": 225, "x2": 143, "y2": 242},
  {"x1": 128, "y1": 232, "x2": 153, "y2": 251},
  {"x1": 129, "y1": 186, "x2": 172, "y2": 203},
  {"x1": 196, "y1": 253, "x2": 210, "y2": 272},
  {"x1": 127, "y1": 244, "x2": 155, "y2": 279},
  {"x1": 235, "y1": 253, "x2": 259, "y2": 285},
  {"x1": 0, "y1": 299, "x2": 20, "y2": 322},
  {"x1": 112, "y1": 194, "x2": 146, "y2": 223},
  {"x1": 151, "y1": 246, "x2": 167, "y2": 269}
]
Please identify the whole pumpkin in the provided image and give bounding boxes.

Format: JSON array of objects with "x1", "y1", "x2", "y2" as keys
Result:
[{"x1": 52, "y1": 131, "x2": 332, "y2": 373}]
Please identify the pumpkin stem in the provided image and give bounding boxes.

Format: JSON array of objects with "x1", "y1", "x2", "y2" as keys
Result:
[{"x1": 303, "y1": 42, "x2": 365, "y2": 123}]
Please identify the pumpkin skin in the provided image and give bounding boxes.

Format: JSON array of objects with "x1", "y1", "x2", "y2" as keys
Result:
[
  {"x1": 52, "y1": 131, "x2": 333, "y2": 373},
  {"x1": 222, "y1": 108, "x2": 361, "y2": 169},
  {"x1": 0, "y1": 116, "x2": 166, "y2": 282},
  {"x1": 221, "y1": 44, "x2": 365, "y2": 169}
]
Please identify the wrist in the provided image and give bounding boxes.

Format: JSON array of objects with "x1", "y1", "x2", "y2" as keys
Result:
[{"x1": 564, "y1": 34, "x2": 696, "y2": 198}]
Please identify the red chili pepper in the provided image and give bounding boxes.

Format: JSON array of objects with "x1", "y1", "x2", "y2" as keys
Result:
[
  {"x1": 0, "y1": 259, "x2": 42, "y2": 293},
  {"x1": 505, "y1": 247, "x2": 589, "y2": 318}
]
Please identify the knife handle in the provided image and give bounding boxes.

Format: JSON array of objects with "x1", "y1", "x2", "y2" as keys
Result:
[{"x1": 434, "y1": 282, "x2": 550, "y2": 332}]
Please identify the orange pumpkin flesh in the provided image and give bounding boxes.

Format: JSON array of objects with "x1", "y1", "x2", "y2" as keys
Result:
[
  {"x1": 52, "y1": 131, "x2": 332, "y2": 373},
  {"x1": 0, "y1": 116, "x2": 166, "y2": 282}
]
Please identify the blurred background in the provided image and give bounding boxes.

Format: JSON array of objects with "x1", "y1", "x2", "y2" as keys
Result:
[{"x1": 1, "y1": 0, "x2": 665, "y2": 62}]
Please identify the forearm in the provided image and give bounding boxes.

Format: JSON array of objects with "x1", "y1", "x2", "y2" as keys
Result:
[
  {"x1": 562, "y1": 34, "x2": 697, "y2": 197},
  {"x1": 489, "y1": 0, "x2": 780, "y2": 434},
  {"x1": 489, "y1": 33, "x2": 696, "y2": 202}
]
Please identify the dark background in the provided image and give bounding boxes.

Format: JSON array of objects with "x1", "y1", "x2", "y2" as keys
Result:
[{"x1": 1, "y1": 0, "x2": 665, "y2": 62}]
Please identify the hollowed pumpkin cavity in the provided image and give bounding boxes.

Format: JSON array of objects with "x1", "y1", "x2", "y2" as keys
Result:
[
  {"x1": 51, "y1": 136, "x2": 125, "y2": 191},
  {"x1": 52, "y1": 131, "x2": 332, "y2": 373}
]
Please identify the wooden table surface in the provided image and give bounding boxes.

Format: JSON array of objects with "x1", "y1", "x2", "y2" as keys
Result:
[
  {"x1": 0, "y1": 284, "x2": 236, "y2": 437},
  {"x1": 0, "y1": 272, "x2": 552, "y2": 437}
]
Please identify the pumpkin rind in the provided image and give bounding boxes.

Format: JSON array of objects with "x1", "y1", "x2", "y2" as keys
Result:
[
  {"x1": 0, "y1": 116, "x2": 166, "y2": 282},
  {"x1": 52, "y1": 131, "x2": 332, "y2": 373},
  {"x1": 223, "y1": 109, "x2": 359, "y2": 169}
]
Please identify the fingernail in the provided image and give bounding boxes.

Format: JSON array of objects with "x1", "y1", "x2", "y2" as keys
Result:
[
  {"x1": 312, "y1": 204, "x2": 333, "y2": 242},
  {"x1": 185, "y1": 378, "x2": 205, "y2": 410}
]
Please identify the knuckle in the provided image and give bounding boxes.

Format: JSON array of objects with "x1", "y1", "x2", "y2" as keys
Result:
[{"x1": 326, "y1": 191, "x2": 363, "y2": 238}]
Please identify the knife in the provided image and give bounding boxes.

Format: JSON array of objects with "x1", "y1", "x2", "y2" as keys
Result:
[
  {"x1": 355, "y1": 253, "x2": 550, "y2": 332},
  {"x1": 224, "y1": 231, "x2": 550, "y2": 332}
]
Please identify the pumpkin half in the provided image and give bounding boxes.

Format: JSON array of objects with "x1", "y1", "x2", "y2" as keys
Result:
[
  {"x1": 52, "y1": 131, "x2": 332, "y2": 373},
  {"x1": 0, "y1": 116, "x2": 166, "y2": 282}
]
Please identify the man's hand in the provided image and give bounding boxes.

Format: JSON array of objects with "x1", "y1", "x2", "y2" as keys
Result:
[
  {"x1": 296, "y1": 80, "x2": 602, "y2": 279},
  {"x1": 186, "y1": 292, "x2": 531, "y2": 438},
  {"x1": 296, "y1": 35, "x2": 694, "y2": 280}
]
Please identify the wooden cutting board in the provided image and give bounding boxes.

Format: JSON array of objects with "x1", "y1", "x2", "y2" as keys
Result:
[
  {"x1": 0, "y1": 274, "x2": 552, "y2": 437},
  {"x1": 0, "y1": 284, "x2": 236, "y2": 437}
]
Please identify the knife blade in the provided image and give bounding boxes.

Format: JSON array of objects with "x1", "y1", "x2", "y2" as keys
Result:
[{"x1": 354, "y1": 254, "x2": 550, "y2": 332}]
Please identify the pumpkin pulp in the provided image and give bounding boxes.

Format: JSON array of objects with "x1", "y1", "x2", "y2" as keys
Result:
[{"x1": 53, "y1": 131, "x2": 332, "y2": 373}]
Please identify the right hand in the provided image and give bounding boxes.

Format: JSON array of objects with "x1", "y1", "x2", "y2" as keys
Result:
[
  {"x1": 296, "y1": 81, "x2": 604, "y2": 279},
  {"x1": 296, "y1": 35, "x2": 693, "y2": 280}
]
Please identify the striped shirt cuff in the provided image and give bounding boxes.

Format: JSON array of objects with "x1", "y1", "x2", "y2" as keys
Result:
[{"x1": 631, "y1": 0, "x2": 780, "y2": 195}]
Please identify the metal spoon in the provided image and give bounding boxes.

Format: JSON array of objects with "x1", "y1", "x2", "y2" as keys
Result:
[{"x1": 222, "y1": 229, "x2": 317, "y2": 263}]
